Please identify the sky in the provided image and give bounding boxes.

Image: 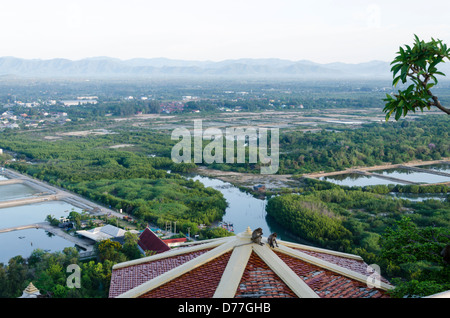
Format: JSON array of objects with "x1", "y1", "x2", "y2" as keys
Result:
[{"x1": 1, "y1": 0, "x2": 449, "y2": 64}]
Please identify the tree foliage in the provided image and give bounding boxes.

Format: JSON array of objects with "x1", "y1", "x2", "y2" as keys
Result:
[
  {"x1": 384, "y1": 35, "x2": 450, "y2": 120},
  {"x1": 379, "y1": 217, "x2": 450, "y2": 297},
  {"x1": 266, "y1": 194, "x2": 352, "y2": 250}
]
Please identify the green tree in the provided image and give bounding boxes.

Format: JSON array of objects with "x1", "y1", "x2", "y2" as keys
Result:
[
  {"x1": 380, "y1": 217, "x2": 450, "y2": 297},
  {"x1": 95, "y1": 239, "x2": 127, "y2": 263},
  {"x1": 122, "y1": 232, "x2": 142, "y2": 260},
  {"x1": 384, "y1": 35, "x2": 450, "y2": 120}
]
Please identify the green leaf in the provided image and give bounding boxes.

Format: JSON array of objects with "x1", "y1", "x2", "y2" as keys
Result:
[
  {"x1": 395, "y1": 107, "x2": 403, "y2": 120},
  {"x1": 391, "y1": 63, "x2": 403, "y2": 76}
]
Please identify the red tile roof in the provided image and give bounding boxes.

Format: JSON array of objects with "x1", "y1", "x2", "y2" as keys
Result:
[
  {"x1": 139, "y1": 251, "x2": 232, "y2": 298},
  {"x1": 163, "y1": 238, "x2": 187, "y2": 245},
  {"x1": 235, "y1": 252, "x2": 297, "y2": 298},
  {"x1": 109, "y1": 228, "x2": 393, "y2": 298},
  {"x1": 275, "y1": 251, "x2": 389, "y2": 298},
  {"x1": 138, "y1": 227, "x2": 170, "y2": 254},
  {"x1": 108, "y1": 249, "x2": 210, "y2": 298}
]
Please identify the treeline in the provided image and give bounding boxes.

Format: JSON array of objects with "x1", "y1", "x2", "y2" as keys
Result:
[
  {"x1": 277, "y1": 116, "x2": 449, "y2": 174},
  {"x1": 204, "y1": 115, "x2": 449, "y2": 174}
]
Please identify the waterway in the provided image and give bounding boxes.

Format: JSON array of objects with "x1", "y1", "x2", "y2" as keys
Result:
[
  {"x1": 0, "y1": 228, "x2": 78, "y2": 264},
  {"x1": 319, "y1": 163, "x2": 450, "y2": 187},
  {"x1": 190, "y1": 175, "x2": 312, "y2": 244},
  {"x1": 389, "y1": 193, "x2": 448, "y2": 202}
]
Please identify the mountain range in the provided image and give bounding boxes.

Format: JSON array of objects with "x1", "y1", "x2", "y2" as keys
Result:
[{"x1": 0, "y1": 56, "x2": 448, "y2": 79}]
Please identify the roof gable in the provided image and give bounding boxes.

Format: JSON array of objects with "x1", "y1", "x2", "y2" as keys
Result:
[{"x1": 138, "y1": 227, "x2": 171, "y2": 254}]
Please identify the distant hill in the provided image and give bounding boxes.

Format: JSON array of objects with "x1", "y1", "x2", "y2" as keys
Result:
[{"x1": 0, "y1": 56, "x2": 448, "y2": 79}]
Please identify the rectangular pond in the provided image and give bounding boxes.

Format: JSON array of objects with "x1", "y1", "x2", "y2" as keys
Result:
[
  {"x1": 0, "y1": 183, "x2": 41, "y2": 202},
  {"x1": 319, "y1": 173, "x2": 405, "y2": 187},
  {"x1": 418, "y1": 163, "x2": 450, "y2": 174},
  {"x1": 0, "y1": 201, "x2": 83, "y2": 230},
  {"x1": 0, "y1": 228, "x2": 77, "y2": 264},
  {"x1": 374, "y1": 168, "x2": 450, "y2": 184}
]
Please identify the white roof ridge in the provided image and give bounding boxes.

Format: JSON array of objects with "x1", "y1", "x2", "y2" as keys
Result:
[
  {"x1": 276, "y1": 239, "x2": 364, "y2": 261},
  {"x1": 112, "y1": 235, "x2": 234, "y2": 270}
]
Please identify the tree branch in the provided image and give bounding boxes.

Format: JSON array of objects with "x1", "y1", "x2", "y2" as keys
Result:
[
  {"x1": 430, "y1": 95, "x2": 450, "y2": 114},
  {"x1": 416, "y1": 75, "x2": 450, "y2": 115}
]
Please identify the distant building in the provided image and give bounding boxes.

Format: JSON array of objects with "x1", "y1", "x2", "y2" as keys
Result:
[
  {"x1": 138, "y1": 227, "x2": 171, "y2": 254},
  {"x1": 76, "y1": 224, "x2": 138, "y2": 243},
  {"x1": 162, "y1": 237, "x2": 187, "y2": 248},
  {"x1": 253, "y1": 184, "x2": 266, "y2": 192},
  {"x1": 61, "y1": 99, "x2": 98, "y2": 106}
]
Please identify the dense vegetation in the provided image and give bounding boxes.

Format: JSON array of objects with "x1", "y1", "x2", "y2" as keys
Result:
[
  {"x1": 266, "y1": 181, "x2": 449, "y2": 297},
  {"x1": 208, "y1": 115, "x2": 450, "y2": 174},
  {"x1": 0, "y1": 129, "x2": 224, "y2": 235}
]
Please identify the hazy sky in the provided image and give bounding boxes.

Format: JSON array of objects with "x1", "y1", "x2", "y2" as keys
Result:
[{"x1": 1, "y1": 0, "x2": 449, "y2": 63}]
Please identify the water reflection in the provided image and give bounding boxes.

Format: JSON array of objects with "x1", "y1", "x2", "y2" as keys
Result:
[
  {"x1": 390, "y1": 192, "x2": 448, "y2": 202},
  {"x1": 375, "y1": 168, "x2": 450, "y2": 184},
  {"x1": 0, "y1": 228, "x2": 76, "y2": 264},
  {"x1": 320, "y1": 173, "x2": 401, "y2": 186},
  {"x1": 419, "y1": 163, "x2": 450, "y2": 174}
]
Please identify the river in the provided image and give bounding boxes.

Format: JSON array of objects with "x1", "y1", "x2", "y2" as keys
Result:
[{"x1": 190, "y1": 175, "x2": 314, "y2": 245}]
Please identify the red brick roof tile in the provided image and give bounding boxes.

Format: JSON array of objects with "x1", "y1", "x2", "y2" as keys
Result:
[
  {"x1": 139, "y1": 251, "x2": 232, "y2": 298},
  {"x1": 108, "y1": 249, "x2": 210, "y2": 298},
  {"x1": 275, "y1": 251, "x2": 389, "y2": 298},
  {"x1": 235, "y1": 252, "x2": 297, "y2": 298}
]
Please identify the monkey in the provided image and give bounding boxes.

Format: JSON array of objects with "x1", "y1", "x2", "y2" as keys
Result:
[
  {"x1": 267, "y1": 232, "x2": 279, "y2": 248},
  {"x1": 251, "y1": 228, "x2": 264, "y2": 245},
  {"x1": 441, "y1": 244, "x2": 450, "y2": 265}
]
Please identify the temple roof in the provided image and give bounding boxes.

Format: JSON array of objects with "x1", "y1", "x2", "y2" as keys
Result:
[
  {"x1": 19, "y1": 282, "x2": 41, "y2": 298},
  {"x1": 109, "y1": 227, "x2": 393, "y2": 298},
  {"x1": 138, "y1": 227, "x2": 171, "y2": 254}
]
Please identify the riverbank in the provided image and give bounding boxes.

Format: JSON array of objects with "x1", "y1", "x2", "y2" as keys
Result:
[
  {"x1": 196, "y1": 158, "x2": 450, "y2": 192},
  {"x1": 304, "y1": 158, "x2": 450, "y2": 178},
  {"x1": 195, "y1": 166, "x2": 300, "y2": 189}
]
